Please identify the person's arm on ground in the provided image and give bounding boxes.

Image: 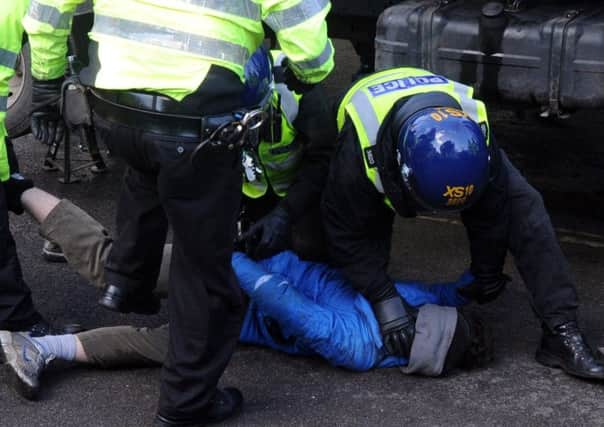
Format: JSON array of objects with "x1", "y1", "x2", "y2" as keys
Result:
[{"x1": 233, "y1": 251, "x2": 381, "y2": 371}]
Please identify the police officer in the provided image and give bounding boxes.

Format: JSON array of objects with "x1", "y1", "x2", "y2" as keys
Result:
[
  {"x1": 239, "y1": 50, "x2": 337, "y2": 261},
  {"x1": 0, "y1": 0, "x2": 55, "y2": 336},
  {"x1": 321, "y1": 67, "x2": 604, "y2": 380},
  {"x1": 24, "y1": 1, "x2": 334, "y2": 424}
]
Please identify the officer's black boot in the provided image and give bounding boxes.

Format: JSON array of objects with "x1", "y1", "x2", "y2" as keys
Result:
[
  {"x1": 154, "y1": 387, "x2": 243, "y2": 426},
  {"x1": 536, "y1": 321, "x2": 604, "y2": 380},
  {"x1": 98, "y1": 284, "x2": 161, "y2": 315}
]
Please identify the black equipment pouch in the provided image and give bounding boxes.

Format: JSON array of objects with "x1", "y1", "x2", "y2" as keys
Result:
[{"x1": 62, "y1": 55, "x2": 93, "y2": 128}]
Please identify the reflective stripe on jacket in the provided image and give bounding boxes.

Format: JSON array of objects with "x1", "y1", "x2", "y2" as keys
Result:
[
  {"x1": 243, "y1": 50, "x2": 302, "y2": 199},
  {"x1": 23, "y1": 0, "x2": 335, "y2": 100},
  {"x1": 336, "y1": 68, "x2": 490, "y2": 209},
  {"x1": 0, "y1": 0, "x2": 30, "y2": 181}
]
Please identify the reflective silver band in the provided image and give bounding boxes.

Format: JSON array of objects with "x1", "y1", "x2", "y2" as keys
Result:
[
  {"x1": 93, "y1": 15, "x2": 250, "y2": 66},
  {"x1": 28, "y1": 0, "x2": 73, "y2": 30},
  {"x1": 0, "y1": 96, "x2": 7, "y2": 112},
  {"x1": 264, "y1": 0, "x2": 329, "y2": 31},
  {"x1": 275, "y1": 83, "x2": 299, "y2": 124},
  {"x1": 452, "y1": 81, "x2": 478, "y2": 122},
  {"x1": 0, "y1": 49, "x2": 18, "y2": 70},
  {"x1": 273, "y1": 53, "x2": 287, "y2": 67},
  {"x1": 293, "y1": 41, "x2": 333, "y2": 71},
  {"x1": 350, "y1": 90, "x2": 385, "y2": 193},
  {"x1": 181, "y1": 0, "x2": 261, "y2": 20}
]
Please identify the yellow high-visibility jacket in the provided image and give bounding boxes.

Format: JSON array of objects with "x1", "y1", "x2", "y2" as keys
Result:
[
  {"x1": 24, "y1": 0, "x2": 335, "y2": 100},
  {"x1": 0, "y1": 0, "x2": 30, "y2": 181}
]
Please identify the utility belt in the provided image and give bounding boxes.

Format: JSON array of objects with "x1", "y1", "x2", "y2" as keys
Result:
[{"x1": 90, "y1": 88, "x2": 268, "y2": 154}]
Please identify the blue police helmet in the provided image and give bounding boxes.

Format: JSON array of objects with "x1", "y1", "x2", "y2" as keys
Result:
[
  {"x1": 242, "y1": 46, "x2": 273, "y2": 107},
  {"x1": 396, "y1": 107, "x2": 490, "y2": 212}
]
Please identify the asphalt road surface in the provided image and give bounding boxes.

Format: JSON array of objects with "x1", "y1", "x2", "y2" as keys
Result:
[{"x1": 1, "y1": 40, "x2": 603, "y2": 426}]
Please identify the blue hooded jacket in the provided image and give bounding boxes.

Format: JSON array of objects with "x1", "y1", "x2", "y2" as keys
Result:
[{"x1": 233, "y1": 251, "x2": 471, "y2": 371}]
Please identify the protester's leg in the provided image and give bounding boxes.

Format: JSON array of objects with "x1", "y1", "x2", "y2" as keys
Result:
[
  {"x1": 23, "y1": 187, "x2": 173, "y2": 297},
  {"x1": 77, "y1": 324, "x2": 169, "y2": 367},
  {"x1": 20, "y1": 188, "x2": 59, "y2": 224},
  {"x1": 157, "y1": 141, "x2": 245, "y2": 420},
  {"x1": 0, "y1": 324, "x2": 169, "y2": 400},
  {"x1": 502, "y1": 151, "x2": 578, "y2": 330},
  {"x1": 35, "y1": 197, "x2": 112, "y2": 289},
  {"x1": 0, "y1": 184, "x2": 41, "y2": 330}
]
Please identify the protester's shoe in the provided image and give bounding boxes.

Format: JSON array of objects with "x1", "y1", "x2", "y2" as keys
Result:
[
  {"x1": 154, "y1": 387, "x2": 243, "y2": 426},
  {"x1": 42, "y1": 240, "x2": 67, "y2": 263},
  {"x1": 0, "y1": 331, "x2": 52, "y2": 400},
  {"x1": 98, "y1": 284, "x2": 161, "y2": 315},
  {"x1": 536, "y1": 321, "x2": 604, "y2": 380}
]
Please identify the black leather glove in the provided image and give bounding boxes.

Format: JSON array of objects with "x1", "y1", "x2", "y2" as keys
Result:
[
  {"x1": 2, "y1": 173, "x2": 34, "y2": 215},
  {"x1": 31, "y1": 77, "x2": 65, "y2": 145},
  {"x1": 457, "y1": 273, "x2": 510, "y2": 304},
  {"x1": 372, "y1": 296, "x2": 416, "y2": 358},
  {"x1": 274, "y1": 58, "x2": 315, "y2": 94},
  {"x1": 238, "y1": 204, "x2": 291, "y2": 259}
]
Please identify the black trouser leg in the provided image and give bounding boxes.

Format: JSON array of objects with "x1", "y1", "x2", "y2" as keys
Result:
[
  {"x1": 502, "y1": 151, "x2": 578, "y2": 330},
  {"x1": 104, "y1": 165, "x2": 169, "y2": 293},
  {"x1": 157, "y1": 142, "x2": 245, "y2": 419},
  {"x1": 0, "y1": 183, "x2": 41, "y2": 330},
  {"x1": 291, "y1": 205, "x2": 327, "y2": 262}
]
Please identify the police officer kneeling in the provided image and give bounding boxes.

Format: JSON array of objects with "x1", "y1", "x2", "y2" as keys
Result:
[{"x1": 321, "y1": 68, "x2": 604, "y2": 379}]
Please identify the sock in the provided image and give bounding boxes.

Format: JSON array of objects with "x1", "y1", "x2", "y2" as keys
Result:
[{"x1": 29, "y1": 334, "x2": 77, "y2": 361}]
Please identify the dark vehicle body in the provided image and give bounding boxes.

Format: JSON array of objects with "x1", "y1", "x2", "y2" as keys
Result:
[
  {"x1": 7, "y1": 0, "x2": 604, "y2": 137},
  {"x1": 329, "y1": 0, "x2": 604, "y2": 116}
]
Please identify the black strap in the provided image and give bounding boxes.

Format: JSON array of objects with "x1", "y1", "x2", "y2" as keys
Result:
[{"x1": 90, "y1": 90, "x2": 237, "y2": 139}]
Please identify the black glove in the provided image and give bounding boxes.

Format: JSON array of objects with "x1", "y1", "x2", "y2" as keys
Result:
[
  {"x1": 457, "y1": 273, "x2": 510, "y2": 304},
  {"x1": 274, "y1": 59, "x2": 315, "y2": 94},
  {"x1": 372, "y1": 296, "x2": 416, "y2": 358},
  {"x1": 2, "y1": 173, "x2": 34, "y2": 215},
  {"x1": 238, "y1": 204, "x2": 291, "y2": 259},
  {"x1": 31, "y1": 77, "x2": 65, "y2": 145}
]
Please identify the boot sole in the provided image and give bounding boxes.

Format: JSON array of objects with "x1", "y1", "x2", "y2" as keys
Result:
[
  {"x1": 536, "y1": 349, "x2": 604, "y2": 380},
  {"x1": 0, "y1": 332, "x2": 40, "y2": 400},
  {"x1": 98, "y1": 295, "x2": 160, "y2": 315},
  {"x1": 206, "y1": 404, "x2": 242, "y2": 425}
]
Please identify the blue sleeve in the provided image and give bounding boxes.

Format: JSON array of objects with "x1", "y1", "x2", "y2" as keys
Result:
[
  {"x1": 395, "y1": 271, "x2": 474, "y2": 307},
  {"x1": 232, "y1": 251, "x2": 386, "y2": 371}
]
